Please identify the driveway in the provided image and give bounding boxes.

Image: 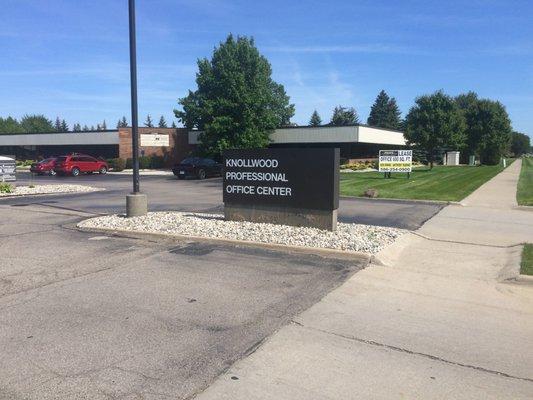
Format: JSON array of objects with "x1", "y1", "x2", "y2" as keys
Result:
[
  {"x1": 0, "y1": 173, "x2": 441, "y2": 398},
  {"x1": 0, "y1": 204, "x2": 365, "y2": 399},
  {"x1": 10, "y1": 172, "x2": 443, "y2": 230}
]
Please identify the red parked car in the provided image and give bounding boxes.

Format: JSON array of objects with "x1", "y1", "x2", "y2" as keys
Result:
[
  {"x1": 30, "y1": 157, "x2": 58, "y2": 176},
  {"x1": 54, "y1": 154, "x2": 109, "y2": 177}
]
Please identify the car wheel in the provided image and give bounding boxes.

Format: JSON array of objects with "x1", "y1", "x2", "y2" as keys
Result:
[
  {"x1": 197, "y1": 169, "x2": 206, "y2": 180},
  {"x1": 49, "y1": 170, "x2": 57, "y2": 176},
  {"x1": 99, "y1": 166, "x2": 107, "y2": 175},
  {"x1": 71, "y1": 167, "x2": 80, "y2": 177}
]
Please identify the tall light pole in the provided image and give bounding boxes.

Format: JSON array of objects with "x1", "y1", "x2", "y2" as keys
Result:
[{"x1": 126, "y1": 0, "x2": 147, "y2": 217}]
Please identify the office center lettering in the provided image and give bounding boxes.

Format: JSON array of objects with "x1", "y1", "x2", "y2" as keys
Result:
[{"x1": 224, "y1": 158, "x2": 291, "y2": 197}]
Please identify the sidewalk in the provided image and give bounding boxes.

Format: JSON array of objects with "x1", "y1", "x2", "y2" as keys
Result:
[{"x1": 196, "y1": 159, "x2": 533, "y2": 399}]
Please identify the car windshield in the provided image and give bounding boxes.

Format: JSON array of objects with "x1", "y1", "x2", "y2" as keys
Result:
[
  {"x1": 181, "y1": 158, "x2": 201, "y2": 165},
  {"x1": 56, "y1": 156, "x2": 67, "y2": 162},
  {"x1": 40, "y1": 158, "x2": 55, "y2": 163}
]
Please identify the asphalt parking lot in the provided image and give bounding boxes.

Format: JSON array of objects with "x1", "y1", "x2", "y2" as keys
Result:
[
  {"x1": 0, "y1": 172, "x2": 443, "y2": 398},
  {"x1": 0, "y1": 204, "x2": 365, "y2": 399},
  {"x1": 10, "y1": 171, "x2": 443, "y2": 230}
]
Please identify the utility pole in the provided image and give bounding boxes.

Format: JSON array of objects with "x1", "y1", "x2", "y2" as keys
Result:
[{"x1": 126, "y1": 0, "x2": 147, "y2": 217}]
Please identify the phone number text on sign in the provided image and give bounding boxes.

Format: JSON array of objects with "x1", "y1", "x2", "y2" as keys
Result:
[{"x1": 379, "y1": 150, "x2": 412, "y2": 173}]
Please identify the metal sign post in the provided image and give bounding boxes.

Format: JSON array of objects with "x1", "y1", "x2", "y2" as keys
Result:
[{"x1": 125, "y1": 0, "x2": 147, "y2": 217}]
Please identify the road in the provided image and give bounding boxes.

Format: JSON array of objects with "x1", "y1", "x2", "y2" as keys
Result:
[{"x1": 10, "y1": 171, "x2": 443, "y2": 230}]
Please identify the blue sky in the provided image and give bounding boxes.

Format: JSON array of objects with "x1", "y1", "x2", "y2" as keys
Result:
[{"x1": 1, "y1": 0, "x2": 532, "y2": 138}]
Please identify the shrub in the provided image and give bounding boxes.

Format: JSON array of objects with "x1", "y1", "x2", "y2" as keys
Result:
[
  {"x1": 0, "y1": 183, "x2": 13, "y2": 193},
  {"x1": 138, "y1": 156, "x2": 151, "y2": 169},
  {"x1": 125, "y1": 156, "x2": 167, "y2": 169},
  {"x1": 15, "y1": 160, "x2": 34, "y2": 167},
  {"x1": 340, "y1": 160, "x2": 378, "y2": 171},
  {"x1": 150, "y1": 155, "x2": 165, "y2": 169},
  {"x1": 107, "y1": 158, "x2": 126, "y2": 172}
]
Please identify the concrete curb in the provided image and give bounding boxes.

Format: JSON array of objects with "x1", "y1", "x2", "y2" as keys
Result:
[
  {"x1": 76, "y1": 224, "x2": 374, "y2": 263},
  {"x1": 515, "y1": 205, "x2": 533, "y2": 212},
  {"x1": 0, "y1": 188, "x2": 105, "y2": 200},
  {"x1": 340, "y1": 195, "x2": 461, "y2": 206},
  {"x1": 108, "y1": 170, "x2": 174, "y2": 176},
  {"x1": 505, "y1": 274, "x2": 533, "y2": 285}
]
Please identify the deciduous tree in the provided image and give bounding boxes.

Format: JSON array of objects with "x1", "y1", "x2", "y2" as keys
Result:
[
  {"x1": 404, "y1": 91, "x2": 466, "y2": 168},
  {"x1": 455, "y1": 92, "x2": 512, "y2": 164},
  {"x1": 511, "y1": 131, "x2": 531, "y2": 156},
  {"x1": 174, "y1": 34, "x2": 295, "y2": 156},
  {"x1": 20, "y1": 114, "x2": 54, "y2": 133},
  {"x1": 0, "y1": 116, "x2": 23, "y2": 133}
]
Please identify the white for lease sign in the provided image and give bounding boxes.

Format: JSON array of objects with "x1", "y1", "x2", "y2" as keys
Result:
[
  {"x1": 379, "y1": 150, "x2": 413, "y2": 173},
  {"x1": 0, "y1": 155, "x2": 16, "y2": 182},
  {"x1": 140, "y1": 134, "x2": 170, "y2": 147}
]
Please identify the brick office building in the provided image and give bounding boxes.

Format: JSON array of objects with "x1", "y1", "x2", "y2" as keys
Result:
[{"x1": 0, "y1": 127, "x2": 194, "y2": 167}]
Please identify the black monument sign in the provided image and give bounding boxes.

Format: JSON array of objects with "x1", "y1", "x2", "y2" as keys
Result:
[{"x1": 223, "y1": 148, "x2": 339, "y2": 230}]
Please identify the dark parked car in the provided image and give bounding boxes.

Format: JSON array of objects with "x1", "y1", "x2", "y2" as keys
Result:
[
  {"x1": 30, "y1": 157, "x2": 58, "y2": 176},
  {"x1": 54, "y1": 154, "x2": 109, "y2": 176},
  {"x1": 172, "y1": 157, "x2": 222, "y2": 180}
]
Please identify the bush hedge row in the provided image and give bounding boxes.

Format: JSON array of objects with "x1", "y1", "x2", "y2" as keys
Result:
[{"x1": 107, "y1": 155, "x2": 165, "y2": 171}]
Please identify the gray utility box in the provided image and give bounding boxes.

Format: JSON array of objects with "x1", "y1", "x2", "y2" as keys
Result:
[{"x1": 445, "y1": 151, "x2": 460, "y2": 166}]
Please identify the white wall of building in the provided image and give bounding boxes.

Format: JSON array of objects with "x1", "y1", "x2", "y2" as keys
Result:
[
  {"x1": 0, "y1": 131, "x2": 119, "y2": 146},
  {"x1": 270, "y1": 126, "x2": 359, "y2": 144},
  {"x1": 357, "y1": 126, "x2": 406, "y2": 145},
  {"x1": 188, "y1": 125, "x2": 406, "y2": 146}
]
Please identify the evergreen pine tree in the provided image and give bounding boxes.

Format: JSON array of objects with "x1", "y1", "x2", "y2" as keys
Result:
[
  {"x1": 121, "y1": 116, "x2": 128, "y2": 127},
  {"x1": 330, "y1": 106, "x2": 359, "y2": 126},
  {"x1": 171, "y1": 121, "x2": 177, "y2": 128},
  {"x1": 309, "y1": 110, "x2": 322, "y2": 126},
  {"x1": 367, "y1": 90, "x2": 402, "y2": 130},
  {"x1": 60, "y1": 119, "x2": 69, "y2": 132},
  {"x1": 73, "y1": 123, "x2": 81, "y2": 132},
  {"x1": 54, "y1": 117, "x2": 62, "y2": 132},
  {"x1": 101, "y1": 120, "x2": 107, "y2": 130},
  {"x1": 158, "y1": 115, "x2": 167, "y2": 128},
  {"x1": 82, "y1": 125, "x2": 89, "y2": 131},
  {"x1": 144, "y1": 115, "x2": 154, "y2": 127}
]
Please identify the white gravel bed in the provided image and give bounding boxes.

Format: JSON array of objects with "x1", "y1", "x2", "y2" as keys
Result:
[
  {"x1": 78, "y1": 211, "x2": 405, "y2": 254},
  {"x1": 0, "y1": 184, "x2": 104, "y2": 197}
]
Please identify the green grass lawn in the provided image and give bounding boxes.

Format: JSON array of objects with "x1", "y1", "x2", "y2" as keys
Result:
[
  {"x1": 340, "y1": 162, "x2": 512, "y2": 201},
  {"x1": 517, "y1": 157, "x2": 533, "y2": 206},
  {"x1": 521, "y1": 244, "x2": 533, "y2": 276}
]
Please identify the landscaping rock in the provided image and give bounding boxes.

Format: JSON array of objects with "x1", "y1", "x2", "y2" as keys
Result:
[
  {"x1": 0, "y1": 184, "x2": 104, "y2": 197},
  {"x1": 364, "y1": 188, "x2": 379, "y2": 198},
  {"x1": 78, "y1": 211, "x2": 405, "y2": 254}
]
